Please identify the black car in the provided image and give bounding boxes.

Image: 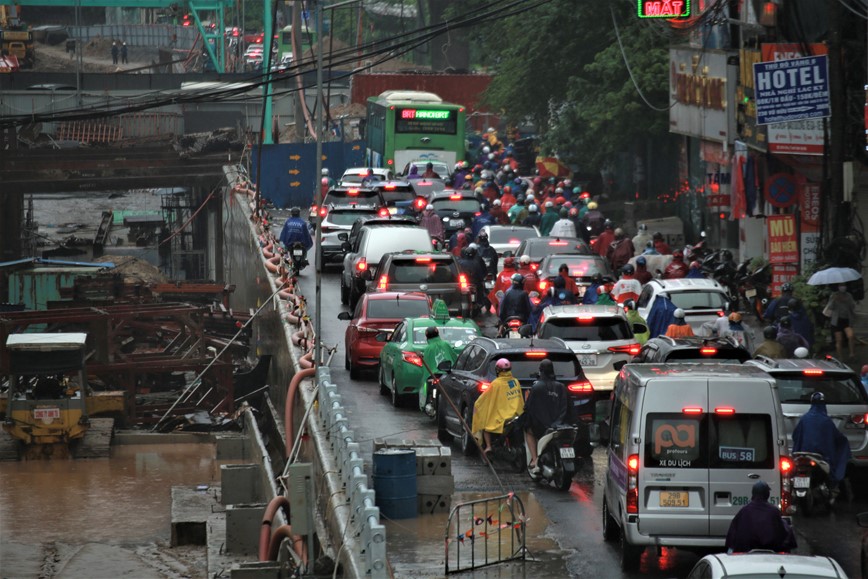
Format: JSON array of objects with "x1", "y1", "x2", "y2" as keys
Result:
[
  {"x1": 435, "y1": 337, "x2": 595, "y2": 458},
  {"x1": 632, "y1": 335, "x2": 751, "y2": 363},
  {"x1": 310, "y1": 187, "x2": 384, "y2": 221},
  {"x1": 370, "y1": 180, "x2": 425, "y2": 216},
  {"x1": 536, "y1": 253, "x2": 613, "y2": 299},
  {"x1": 429, "y1": 189, "x2": 487, "y2": 239}
]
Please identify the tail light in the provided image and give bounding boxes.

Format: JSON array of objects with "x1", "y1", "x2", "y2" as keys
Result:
[
  {"x1": 626, "y1": 454, "x2": 639, "y2": 514},
  {"x1": 449, "y1": 194, "x2": 462, "y2": 200},
  {"x1": 377, "y1": 275, "x2": 389, "y2": 291},
  {"x1": 474, "y1": 212, "x2": 481, "y2": 217},
  {"x1": 378, "y1": 207, "x2": 389, "y2": 217},
  {"x1": 714, "y1": 407, "x2": 735, "y2": 415},
  {"x1": 477, "y1": 380, "x2": 490, "y2": 392},
  {"x1": 577, "y1": 315, "x2": 594, "y2": 322},
  {"x1": 319, "y1": 206, "x2": 328, "y2": 217},
  {"x1": 717, "y1": 310, "x2": 725, "y2": 317},
  {"x1": 803, "y1": 369, "x2": 824, "y2": 376},
  {"x1": 387, "y1": 159, "x2": 393, "y2": 165},
  {"x1": 415, "y1": 257, "x2": 432, "y2": 263},
  {"x1": 347, "y1": 189, "x2": 359, "y2": 196},
  {"x1": 529, "y1": 263, "x2": 539, "y2": 271},
  {"x1": 458, "y1": 273, "x2": 469, "y2": 292},
  {"x1": 850, "y1": 413, "x2": 868, "y2": 427},
  {"x1": 384, "y1": 185, "x2": 396, "y2": 191},
  {"x1": 402, "y1": 351, "x2": 423, "y2": 367},
  {"x1": 548, "y1": 241, "x2": 568, "y2": 246},
  {"x1": 508, "y1": 319, "x2": 522, "y2": 329},
  {"x1": 699, "y1": 347, "x2": 718, "y2": 355},
  {"x1": 682, "y1": 407, "x2": 703, "y2": 414},
  {"x1": 539, "y1": 280, "x2": 549, "y2": 292},
  {"x1": 509, "y1": 238, "x2": 520, "y2": 244},
  {"x1": 415, "y1": 197, "x2": 427, "y2": 210},
  {"x1": 355, "y1": 258, "x2": 367, "y2": 272},
  {"x1": 780, "y1": 456, "x2": 793, "y2": 514},
  {"x1": 525, "y1": 350, "x2": 547, "y2": 357},
  {"x1": 608, "y1": 343, "x2": 641, "y2": 356},
  {"x1": 567, "y1": 381, "x2": 594, "y2": 393}
]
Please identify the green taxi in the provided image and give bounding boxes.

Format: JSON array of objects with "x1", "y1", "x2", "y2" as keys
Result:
[{"x1": 377, "y1": 300, "x2": 480, "y2": 409}]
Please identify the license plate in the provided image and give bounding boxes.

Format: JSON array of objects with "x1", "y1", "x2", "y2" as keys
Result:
[
  {"x1": 659, "y1": 491, "x2": 688, "y2": 507},
  {"x1": 33, "y1": 407, "x2": 60, "y2": 421},
  {"x1": 485, "y1": 281, "x2": 495, "y2": 290},
  {"x1": 559, "y1": 447, "x2": 575, "y2": 458},
  {"x1": 450, "y1": 219, "x2": 464, "y2": 227},
  {"x1": 579, "y1": 354, "x2": 597, "y2": 366},
  {"x1": 794, "y1": 476, "x2": 811, "y2": 489},
  {"x1": 745, "y1": 288, "x2": 757, "y2": 298}
]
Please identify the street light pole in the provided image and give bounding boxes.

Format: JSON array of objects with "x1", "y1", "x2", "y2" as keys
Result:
[{"x1": 314, "y1": 0, "x2": 324, "y2": 369}]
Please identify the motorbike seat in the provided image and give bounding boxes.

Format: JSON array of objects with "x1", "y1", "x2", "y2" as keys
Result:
[{"x1": 793, "y1": 451, "x2": 831, "y2": 472}]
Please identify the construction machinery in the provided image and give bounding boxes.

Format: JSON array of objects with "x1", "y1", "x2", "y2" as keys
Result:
[
  {"x1": 0, "y1": 6, "x2": 34, "y2": 68},
  {"x1": 0, "y1": 332, "x2": 127, "y2": 459}
]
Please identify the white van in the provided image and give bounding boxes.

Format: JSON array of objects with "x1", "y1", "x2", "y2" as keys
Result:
[{"x1": 601, "y1": 364, "x2": 791, "y2": 571}]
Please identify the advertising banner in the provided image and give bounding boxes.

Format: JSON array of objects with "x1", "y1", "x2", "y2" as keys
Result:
[
  {"x1": 767, "y1": 214, "x2": 798, "y2": 264},
  {"x1": 753, "y1": 55, "x2": 830, "y2": 125},
  {"x1": 800, "y1": 182, "x2": 821, "y2": 271}
]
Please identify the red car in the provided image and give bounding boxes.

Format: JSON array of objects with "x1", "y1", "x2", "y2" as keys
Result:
[{"x1": 337, "y1": 292, "x2": 431, "y2": 379}]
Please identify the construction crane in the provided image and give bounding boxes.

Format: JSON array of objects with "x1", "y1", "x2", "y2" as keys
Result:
[{"x1": 0, "y1": 0, "x2": 233, "y2": 72}]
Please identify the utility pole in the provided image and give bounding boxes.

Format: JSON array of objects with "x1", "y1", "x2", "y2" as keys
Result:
[
  {"x1": 262, "y1": 0, "x2": 274, "y2": 144},
  {"x1": 314, "y1": 0, "x2": 324, "y2": 369},
  {"x1": 828, "y1": 0, "x2": 845, "y2": 244}
]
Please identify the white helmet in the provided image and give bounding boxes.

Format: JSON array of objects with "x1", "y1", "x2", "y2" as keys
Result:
[
  {"x1": 321, "y1": 168, "x2": 329, "y2": 176},
  {"x1": 545, "y1": 201, "x2": 554, "y2": 208},
  {"x1": 555, "y1": 187, "x2": 564, "y2": 194},
  {"x1": 475, "y1": 187, "x2": 483, "y2": 194},
  {"x1": 482, "y1": 146, "x2": 491, "y2": 154},
  {"x1": 519, "y1": 255, "x2": 531, "y2": 265},
  {"x1": 468, "y1": 243, "x2": 478, "y2": 250},
  {"x1": 493, "y1": 199, "x2": 502, "y2": 206},
  {"x1": 528, "y1": 204, "x2": 538, "y2": 213},
  {"x1": 794, "y1": 347, "x2": 809, "y2": 359},
  {"x1": 526, "y1": 194, "x2": 535, "y2": 203},
  {"x1": 673, "y1": 308, "x2": 686, "y2": 319},
  {"x1": 488, "y1": 153, "x2": 495, "y2": 161},
  {"x1": 425, "y1": 204, "x2": 434, "y2": 211}
]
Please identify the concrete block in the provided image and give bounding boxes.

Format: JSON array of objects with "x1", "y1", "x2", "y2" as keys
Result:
[
  {"x1": 216, "y1": 433, "x2": 248, "y2": 460},
  {"x1": 413, "y1": 446, "x2": 440, "y2": 476},
  {"x1": 418, "y1": 494, "x2": 451, "y2": 515},
  {"x1": 171, "y1": 485, "x2": 216, "y2": 546},
  {"x1": 225, "y1": 504, "x2": 265, "y2": 556},
  {"x1": 416, "y1": 474, "x2": 454, "y2": 496},
  {"x1": 221, "y1": 464, "x2": 261, "y2": 505},
  {"x1": 230, "y1": 561, "x2": 283, "y2": 578}
]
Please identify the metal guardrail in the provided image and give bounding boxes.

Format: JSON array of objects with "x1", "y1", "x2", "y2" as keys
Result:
[
  {"x1": 317, "y1": 367, "x2": 388, "y2": 579},
  {"x1": 445, "y1": 493, "x2": 527, "y2": 574}
]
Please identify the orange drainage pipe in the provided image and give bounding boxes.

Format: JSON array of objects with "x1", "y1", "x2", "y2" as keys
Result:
[
  {"x1": 299, "y1": 351, "x2": 314, "y2": 369},
  {"x1": 285, "y1": 367, "x2": 316, "y2": 459},
  {"x1": 267, "y1": 524, "x2": 308, "y2": 564},
  {"x1": 258, "y1": 497, "x2": 308, "y2": 564}
]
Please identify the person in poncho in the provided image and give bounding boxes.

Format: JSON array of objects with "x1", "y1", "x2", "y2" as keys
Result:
[
  {"x1": 792, "y1": 392, "x2": 852, "y2": 489},
  {"x1": 664, "y1": 308, "x2": 695, "y2": 338},
  {"x1": 725, "y1": 480, "x2": 796, "y2": 553},
  {"x1": 646, "y1": 293, "x2": 677, "y2": 338},
  {"x1": 472, "y1": 358, "x2": 525, "y2": 455}
]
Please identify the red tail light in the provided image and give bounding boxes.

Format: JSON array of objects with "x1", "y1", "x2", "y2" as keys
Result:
[
  {"x1": 780, "y1": 456, "x2": 793, "y2": 474},
  {"x1": 415, "y1": 257, "x2": 432, "y2": 263},
  {"x1": 525, "y1": 350, "x2": 547, "y2": 357},
  {"x1": 508, "y1": 319, "x2": 522, "y2": 329},
  {"x1": 477, "y1": 380, "x2": 490, "y2": 392},
  {"x1": 474, "y1": 211, "x2": 481, "y2": 217},
  {"x1": 714, "y1": 407, "x2": 735, "y2": 415},
  {"x1": 567, "y1": 381, "x2": 594, "y2": 393},
  {"x1": 577, "y1": 315, "x2": 594, "y2": 322},
  {"x1": 699, "y1": 347, "x2": 718, "y2": 355},
  {"x1": 378, "y1": 207, "x2": 389, "y2": 217},
  {"x1": 539, "y1": 280, "x2": 549, "y2": 292},
  {"x1": 384, "y1": 185, "x2": 396, "y2": 191},
  {"x1": 347, "y1": 189, "x2": 359, "y2": 196},
  {"x1": 780, "y1": 456, "x2": 793, "y2": 514},
  {"x1": 717, "y1": 310, "x2": 725, "y2": 317},
  {"x1": 508, "y1": 238, "x2": 520, "y2": 244},
  {"x1": 449, "y1": 194, "x2": 462, "y2": 200},
  {"x1": 377, "y1": 275, "x2": 389, "y2": 291},
  {"x1": 529, "y1": 263, "x2": 539, "y2": 271},
  {"x1": 355, "y1": 258, "x2": 367, "y2": 272},
  {"x1": 548, "y1": 240, "x2": 568, "y2": 246},
  {"x1": 803, "y1": 369, "x2": 824, "y2": 376},
  {"x1": 608, "y1": 343, "x2": 641, "y2": 355},
  {"x1": 458, "y1": 273, "x2": 469, "y2": 291},
  {"x1": 402, "y1": 351, "x2": 423, "y2": 367},
  {"x1": 319, "y1": 207, "x2": 328, "y2": 217},
  {"x1": 626, "y1": 454, "x2": 639, "y2": 514},
  {"x1": 850, "y1": 413, "x2": 868, "y2": 426},
  {"x1": 415, "y1": 197, "x2": 427, "y2": 209},
  {"x1": 387, "y1": 159, "x2": 394, "y2": 165},
  {"x1": 682, "y1": 407, "x2": 703, "y2": 414}
]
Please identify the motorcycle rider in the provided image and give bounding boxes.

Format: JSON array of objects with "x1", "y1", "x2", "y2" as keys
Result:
[
  {"x1": 725, "y1": 480, "x2": 796, "y2": 553},
  {"x1": 595, "y1": 220, "x2": 616, "y2": 258},
  {"x1": 753, "y1": 326, "x2": 787, "y2": 359},
  {"x1": 459, "y1": 246, "x2": 487, "y2": 313},
  {"x1": 582, "y1": 273, "x2": 603, "y2": 305},
  {"x1": 646, "y1": 292, "x2": 677, "y2": 338},
  {"x1": 523, "y1": 358, "x2": 570, "y2": 473},
  {"x1": 550, "y1": 207, "x2": 577, "y2": 238},
  {"x1": 665, "y1": 308, "x2": 695, "y2": 338},
  {"x1": 499, "y1": 273, "x2": 533, "y2": 328},
  {"x1": 476, "y1": 232, "x2": 499, "y2": 277},
  {"x1": 420, "y1": 325, "x2": 459, "y2": 416},
  {"x1": 719, "y1": 311, "x2": 755, "y2": 352},
  {"x1": 634, "y1": 256, "x2": 653, "y2": 284},
  {"x1": 632, "y1": 223, "x2": 652, "y2": 256},
  {"x1": 763, "y1": 282, "x2": 794, "y2": 323},
  {"x1": 595, "y1": 279, "x2": 616, "y2": 306},
  {"x1": 472, "y1": 358, "x2": 525, "y2": 456},
  {"x1": 531, "y1": 276, "x2": 576, "y2": 331},
  {"x1": 787, "y1": 298, "x2": 815, "y2": 348},
  {"x1": 582, "y1": 201, "x2": 605, "y2": 236},
  {"x1": 471, "y1": 204, "x2": 496, "y2": 238},
  {"x1": 321, "y1": 167, "x2": 336, "y2": 188},
  {"x1": 508, "y1": 195, "x2": 527, "y2": 224},
  {"x1": 623, "y1": 300, "x2": 650, "y2": 344},
  {"x1": 523, "y1": 204, "x2": 542, "y2": 228},
  {"x1": 792, "y1": 392, "x2": 852, "y2": 498},
  {"x1": 686, "y1": 260, "x2": 705, "y2": 279},
  {"x1": 556, "y1": 263, "x2": 580, "y2": 297},
  {"x1": 663, "y1": 249, "x2": 688, "y2": 279},
  {"x1": 776, "y1": 316, "x2": 810, "y2": 357},
  {"x1": 652, "y1": 232, "x2": 671, "y2": 254},
  {"x1": 490, "y1": 198, "x2": 509, "y2": 224},
  {"x1": 420, "y1": 204, "x2": 444, "y2": 244},
  {"x1": 279, "y1": 207, "x2": 313, "y2": 261},
  {"x1": 611, "y1": 264, "x2": 642, "y2": 305},
  {"x1": 539, "y1": 201, "x2": 560, "y2": 235},
  {"x1": 607, "y1": 228, "x2": 635, "y2": 271}
]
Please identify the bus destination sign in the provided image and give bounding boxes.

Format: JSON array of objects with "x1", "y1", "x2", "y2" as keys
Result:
[
  {"x1": 638, "y1": 0, "x2": 690, "y2": 18},
  {"x1": 395, "y1": 108, "x2": 457, "y2": 135},
  {"x1": 400, "y1": 109, "x2": 452, "y2": 120}
]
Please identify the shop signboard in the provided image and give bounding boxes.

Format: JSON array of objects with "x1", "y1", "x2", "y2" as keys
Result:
[
  {"x1": 767, "y1": 214, "x2": 798, "y2": 264},
  {"x1": 800, "y1": 182, "x2": 821, "y2": 271},
  {"x1": 753, "y1": 55, "x2": 830, "y2": 125},
  {"x1": 771, "y1": 265, "x2": 799, "y2": 296},
  {"x1": 670, "y1": 49, "x2": 736, "y2": 143}
]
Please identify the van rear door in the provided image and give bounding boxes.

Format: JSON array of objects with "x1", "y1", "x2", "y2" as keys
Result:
[
  {"x1": 639, "y1": 378, "x2": 709, "y2": 537},
  {"x1": 707, "y1": 378, "x2": 780, "y2": 537}
]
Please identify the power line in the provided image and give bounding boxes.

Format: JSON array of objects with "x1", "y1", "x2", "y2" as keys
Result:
[{"x1": 610, "y1": 5, "x2": 673, "y2": 112}]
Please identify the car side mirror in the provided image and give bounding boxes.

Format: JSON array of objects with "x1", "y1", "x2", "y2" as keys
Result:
[
  {"x1": 437, "y1": 360, "x2": 453, "y2": 372},
  {"x1": 518, "y1": 324, "x2": 532, "y2": 338},
  {"x1": 337, "y1": 311, "x2": 352, "y2": 321},
  {"x1": 341, "y1": 242, "x2": 351, "y2": 251},
  {"x1": 631, "y1": 323, "x2": 648, "y2": 335},
  {"x1": 337, "y1": 232, "x2": 348, "y2": 241},
  {"x1": 375, "y1": 331, "x2": 389, "y2": 342}
]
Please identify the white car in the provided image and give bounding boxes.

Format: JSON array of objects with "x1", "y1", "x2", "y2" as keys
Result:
[
  {"x1": 481, "y1": 224, "x2": 540, "y2": 258},
  {"x1": 686, "y1": 552, "x2": 848, "y2": 578},
  {"x1": 636, "y1": 278, "x2": 731, "y2": 335},
  {"x1": 535, "y1": 304, "x2": 639, "y2": 396},
  {"x1": 339, "y1": 167, "x2": 394, "y2": 187},
  {"x1": 402, "y1": 160, "x2": 452, "y2": 179}
]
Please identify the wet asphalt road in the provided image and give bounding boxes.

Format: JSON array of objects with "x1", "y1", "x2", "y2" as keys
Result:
[{"x1": 276, "y1": 214, "x2": 868, "y2": 577}]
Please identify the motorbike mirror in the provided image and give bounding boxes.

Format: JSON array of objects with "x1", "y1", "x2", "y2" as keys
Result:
[
  {"x1": 337, "y1": 311, "x2": 352, "y2": 321},
  {"x1": 518, "y1": 324, "x2": 533, "y2": 338},
  {"x1": 437, "y1": 360, "x2": 453, "y2": 372},
  {"x1": 631, "y1": 323, "x2": 648, "y2": 335},
  {"x1": 337, "y1": 232, "x2": 348, "y2": 241},
  {"x1": 375, "y1": 331, "x2": 389, "y2": 342}
]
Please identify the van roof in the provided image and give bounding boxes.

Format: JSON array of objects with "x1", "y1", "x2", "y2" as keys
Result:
[{"x1": 624, "y1": 363, "x2": 772, "y2": 380}]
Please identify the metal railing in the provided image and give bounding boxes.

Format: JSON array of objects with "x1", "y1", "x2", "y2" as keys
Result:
[
  {"x1": 317, "y1": 367, "x2": 388, "y2": 578},
  {"x1": 445, "y1": 493, "x2": 527, "y2": 574}
]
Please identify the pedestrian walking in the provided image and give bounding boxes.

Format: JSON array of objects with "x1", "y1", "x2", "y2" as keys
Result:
[
  {"x1": 121, "y1": 42, "x2": 128, "y2": 64},
  {"x1": 823, "y1": 285, "x2": 858, "y2": 360},
  {"x1": 111, "y1": 41, "x2": 119, "y2": 64}
]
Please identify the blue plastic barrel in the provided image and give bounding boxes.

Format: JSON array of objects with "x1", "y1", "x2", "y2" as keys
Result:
[{"x1": 372, "y1": 448, "x2": 417, "y2": 519}]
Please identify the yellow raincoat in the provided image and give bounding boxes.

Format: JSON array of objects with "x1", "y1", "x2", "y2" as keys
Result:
[{"x1": 472, "y1": 371, "x2": 525, "y2": 435}]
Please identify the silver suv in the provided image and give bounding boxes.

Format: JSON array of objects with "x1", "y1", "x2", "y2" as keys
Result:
[
  {"x1": 636, "y1": 278, "x2": 730, "y2": 335},
  {"x1": 745, "y1": 356, "x2": 868, "y2": 466},
  {"x1": 535, "y1": 304, "x2": 639, "y2": 399}
]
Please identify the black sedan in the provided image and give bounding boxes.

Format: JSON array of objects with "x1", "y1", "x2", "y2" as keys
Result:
[{"x1": 429, "y1": 189, "x2": 487, "y2": 239}]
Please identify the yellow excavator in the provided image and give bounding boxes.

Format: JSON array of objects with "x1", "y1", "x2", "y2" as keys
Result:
[
  {"x1": 0, "y1": 333, "x2": 127, "y2": 459},
  {"x1": 0, "y1": 5, "x2": 35, "y2": 69}
]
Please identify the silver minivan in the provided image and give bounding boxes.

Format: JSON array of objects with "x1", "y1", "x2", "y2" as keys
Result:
[{"x1": 601, "y1": 364, "x2": 791, "y2": 571}]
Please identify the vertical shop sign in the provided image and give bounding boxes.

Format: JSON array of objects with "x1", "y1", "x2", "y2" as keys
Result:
[
  {"x1": 767, "y1": 214, "x2": 798, "y2": 264},
  {"x1": 800, "y1": 182, "x2": 821, "y2": 271}
]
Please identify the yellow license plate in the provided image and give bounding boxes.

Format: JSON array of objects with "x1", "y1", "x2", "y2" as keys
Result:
[{"x1": 659, "y1": 491, "x2": 688, "y2": 507}]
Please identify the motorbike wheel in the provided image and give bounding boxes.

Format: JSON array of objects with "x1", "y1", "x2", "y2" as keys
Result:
[
  {"x1": 345, "y1": 345, "x2": 350, "y2": 371},
  {"x1": 437, "y1": 398, "x2": 453, "y2": 443},
  {"x1": 340, "y1": 279, "x2": 349, "y2": 305},
  {"x1": 801, "y1": 492, "x2": 814, "y2": 517},
  {"x1": 460, "y1": 406, "x2": 476, "y2": 457},
  {"x1": 602, "y1": 496, "x2": 618, "y2": 542},
  {"x1": 552, "y1": 453, "x2": 572, "y2": 491}
]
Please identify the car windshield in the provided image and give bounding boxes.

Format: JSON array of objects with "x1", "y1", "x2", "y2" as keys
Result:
[
  {"x1": 325, "y1": 190, "x2": 380, "y2": 205},
  {"x1": 409, "y1": 162, "x2": 449, "y2": 176},
  {"x1": 432, "y1": 198, "x2": 480, "y2": 214},
  {"x1": 366, "y1": 299, "x2": 429, "y2": 319},
  {"x1": 379, "y1": 189, "x2": 416, "y2": 205},
  {"x1": 542, "y1": 256, "x2": 607, "y2": 277},
  {"x1": 538, "y1": 317, "x2": 632, "y2": 341},
  {"x1": 776, "y1": 374, "x2": 868, "y2": 404},
  {"x1": 412, "y1": 327, "x2": 478, "y2": 346},
  {"x1": 389, "y1": 260, "x2": 457, "y2": 284},
  {"x1": 489, "y1": 353, "x2": 580, "y2": 380},
  {"x1": 669, "y1": 290, "x2": 729, "y2": 310},
  {"x1": 327, "y1": 210, "x2": 377, "y2": 226},
  {"x1": 487, "y1": 228, "x2": 538, "y2": 244},
  {"x1": 410, "y1": 180, "x2": 447, "y2": 197}
]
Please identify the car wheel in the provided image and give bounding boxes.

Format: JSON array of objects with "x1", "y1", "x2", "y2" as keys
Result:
[
  {"x1": 602, "y1": 495, "x2": 618, "y2": 542},
  {"x1": 340, "y1": 277, "x2": 349, "y2": 305},
  {"x1": 460, "y1": 405, "x2": 476, "y2": 457},
  {"x1": 378, "y1": 366, "x2": 389, "y2": 396},
  {"x1": 349, "y1": 354, "x2": 360, "y2": 380},
  {"x1": 437, "y1": 398, "x2": 453, "y2": 443},
  {"x1": 619, "y1": 525, "x2": 642, "y2": 572},
  {"x1": 391, "y1": 378, "x2": 403, "y2": 408},
  {"x1": 344, "y1": 345, "x2": 350, "y2": 371}
]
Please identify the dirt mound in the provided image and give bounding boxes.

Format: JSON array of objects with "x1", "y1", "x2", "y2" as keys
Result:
[{"x1": 93, "y1": 255, "x2": 168, "y2": 285}]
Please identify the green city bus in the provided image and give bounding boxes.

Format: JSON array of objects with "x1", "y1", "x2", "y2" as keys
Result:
[{"x1": 365, "y1": 90, "x2": 466, "y2": 176}]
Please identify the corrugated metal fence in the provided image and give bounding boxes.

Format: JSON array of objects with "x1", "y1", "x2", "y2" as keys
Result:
[{"x1": 66, "y1": 24, "x2": 198, "y2": 50}]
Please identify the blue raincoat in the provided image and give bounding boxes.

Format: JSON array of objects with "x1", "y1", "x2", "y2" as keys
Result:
[
  {"x1": 646, "y1": 296, "x2": 678, "y2": 338},
  {"x1": 792, "y1": 401, "x2": 852, "y2": 483}
]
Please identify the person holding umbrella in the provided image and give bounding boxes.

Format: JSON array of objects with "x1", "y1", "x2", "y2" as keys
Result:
[{"x1": 823, "y1": 285, "x2": 857, "y2": 361}]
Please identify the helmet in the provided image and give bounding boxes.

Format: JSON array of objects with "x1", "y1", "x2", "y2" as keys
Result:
[
  {"x1": 321, "y1": 168, "x2": 329, "y2": 176},
  {"x1": 623, "y1": 299, "x2": 637, "y2": 311},
  {"x1": 638, "y1": 223, "x2": 648, "y2": 232},
  {"x1": 795, "y1": 347, "x2": 810, "y2": 359},
  {"x1": 673, "y1": 250, "x2": 684, "y2": 259},
  {"x1": 488, "y1": 153, "x2": 495, "y2": 161},
  {"x1": 587, "y1": 201, "x2": 598, "y2": 210},
  {"x1": 781, "y1": 283, "x2": 794, "y2": 293},
  {"x1": 653, "y1": 231, "x2": 663, "y2": 240},
  {"x1": 779, "y1": 316, "x2": 792, "y2": 328},
  {"x1": 811, "y1": 391, "x2": 825, "y2": 404},
  {"x1": 728, "y1": 312, "x2": 742, "y2": 323},
  {"x1": 510, "y1": 273, "x2": 524, "y2": 287},
  {"x1": 763, "y1": 326, "x2": 778, "y2": 339},
  {"x1": 573, "y1": 187, "x2": 581, "y2": 195},
  {"x1": 564, "y1": 179, "x2": 572, "y2": 188},
  {"x1": 636, "y1": 256, "x2": 646, "y2": 266},
  {"x1": 516, "y1": 195, "x2": 526, "y2": 204},
  {"x1": 673, "y1": 308, "x2": 685, "y2": 319},
  {"x1": 690, "y1": 260, "x2": 701, "y2": 269},
  {"x1": 604, "y1": 219, "x2": 613, "y2": 230},
  {"x1": 504, "y1": 256, "x2": 515, "y2": 268},
  {"x1": 290, "y1": 207, "x2": 301, "y2": 217},
  {"x1": 461, "y1": 247, "x2": 472, "y2": 259},
  {"x1": 545, "y1": 200, "x2": 554, "y2": 208},
  {"x1": 321, "y1": 177, "x2": 330, "y2": 186},
  {"x1": 614, "y1": 227, "x2": 624, "y2": 237},
  {"x1": 555, "y1": 187, "x2": 564, "y2": 194},
  {"x1": 477, "y1": 231, "x2": 489, "y2": 242},
  {"x1": 493, "y1": 199, "x2": 501, "y2": 206},
  {"x1": 621, "y1": 263, "x2": 635, "y2": 275},
  {"x1": 425, "y1": 204, "x2": 434, "y2": 211},
  {"x1": 503, "y1": 185, "x2": 512, "y2": 194},
  {"x1": 528, "y1": 204, "x2": 538, "y2": 213},
  {"x1": 519, "y1": 255, "x2": 531, "y2": 265},
  {"x1": 482, "y1": 145, "x2": 490, "y2": 154},
  {"x1": 425, "y1": 326, "x2": 440, "y2": 339},
  {"x1": 722, "y1": 249, "x2": 733, "y2": 261},
  {"x1": 563, "y1": 200, "x2": 572, "y2": 208},
  {"x1": 533, "y1": 177, "x2": 542, "y2": 185},
  {"x1": 559, "y1": 207, "x2": 569, "y2": 218},
  {"x1": 526, "y1": 194, "x2": 535, "y2": 203},
  {"x1": 568, "y1": 207, "x2": 578, "y2": 217},
  {"x1": 495, "y1": 358, "x2": 512, "y2": 372}
]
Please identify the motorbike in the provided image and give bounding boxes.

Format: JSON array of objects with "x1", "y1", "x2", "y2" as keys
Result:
[
  {"x1": 288, "y1": 242, "x2": 309, "y2": 272},
  {"x1": 735, "y1": 259, "x2": 771, "y2": 318},
  {"x1": 484, "y1": 416, "x2": 527, "y2": 473},
  {"x1": 498, "y1": 316, "x2": 526, "y2": 339},
  {"x1": 527, "y1": 423, "x2": 578, "y2": 491},
  {"x1": 791, "y1": 451, "x2": 850, "y2": 516}
]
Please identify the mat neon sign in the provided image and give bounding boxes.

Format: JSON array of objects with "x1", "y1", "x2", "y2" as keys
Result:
[
  {"x1": 638, "y1": 0, "x2": 690, "y2": 18},
  {"x1": 400, "y1": 109, "x2": 451, "y2": 120}
]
